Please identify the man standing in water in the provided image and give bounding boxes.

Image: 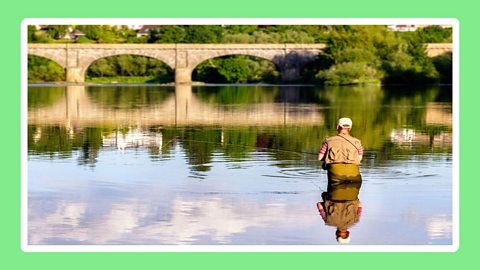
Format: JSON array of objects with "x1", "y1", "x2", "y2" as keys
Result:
[
  {"x1": 317, "y1": 117, "x2": 363, "y2": 168},
  {"x1": 316, "y1": 117, "x2": 363, "y2": 244}
]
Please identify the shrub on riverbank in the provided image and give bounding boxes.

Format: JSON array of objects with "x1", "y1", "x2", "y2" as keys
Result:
[
  {"x1": 85, "y1": 76, "x2": 165, "y2": 84},
  {"x1": 316, "y1": 62, "x2": 381, "y2": 85}
]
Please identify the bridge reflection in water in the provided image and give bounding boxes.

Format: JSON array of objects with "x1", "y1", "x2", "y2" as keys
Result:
[
  {"x1": 28, "y1": 85, "x2": 325, "y2": 128},
  {"x1": 28, "y1": 84, "x2": 453, "y2": 153}
]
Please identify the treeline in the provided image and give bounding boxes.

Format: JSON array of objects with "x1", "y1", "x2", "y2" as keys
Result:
[
  {"x1": 28, "y1": 25, "x2": 334, "y2": 44},
  {"x1": 87, "y1": 55, "x2": 173, "y2": 83},
  {"x1": 28, "y1": 25, "x2": 452, "y2": 44},
  {"x1": 28, "y1": 25, "x2": 452, "y2": 85}
]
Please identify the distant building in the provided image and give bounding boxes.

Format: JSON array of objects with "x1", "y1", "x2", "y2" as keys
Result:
[
  {"x1": 388, "y1": 24, "x2": 453, "y2": 32},
  {"x1": 66, "y1": 28, "x2": 86, "y2": 40},
  {"x1": 387, "y1": 24, "x2": 418, "y2": 32},
  {"x1": 57, "y1": 28, "x2": 86, "y2": 41},
  {"x1": 111, "y1": 24, "x2": 143, "y2": 30},
  {"x1": 34, "y1": 25, "x2": 86, "y2": 41},
  {"x1": 136, "y1": 25, "x2": 162, "y2": 37}
]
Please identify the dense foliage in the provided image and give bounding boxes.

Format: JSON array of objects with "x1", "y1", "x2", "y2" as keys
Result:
[
  {"x1": 193, "y1": 56, "x2": 280, "y2": 83},
  {"x1": 28, "y1": 55, "x2": 65, "y2": 82},
  {"x1": 311, "y1": 26, "x2": 445, "y2": 85},
  {"x1": 87, "y1": 55, "x2": 174, "y2": 83}
]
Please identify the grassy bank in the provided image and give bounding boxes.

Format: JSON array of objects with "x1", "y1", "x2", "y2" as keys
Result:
[{"x1": 85, "y1": 76, "x2": 170, "y2": 84}]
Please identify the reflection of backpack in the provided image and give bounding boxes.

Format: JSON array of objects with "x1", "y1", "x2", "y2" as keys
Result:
[{"x1": 324, "y1": 200, "x2": 360, "y2": 229}]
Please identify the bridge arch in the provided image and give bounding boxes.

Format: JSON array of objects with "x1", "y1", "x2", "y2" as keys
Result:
[
  {"x1": 81, "y1": 53, "x2": 175, "y2": 83},
  {"x1": 28, "y1": 52, "x2": 66, "y2": 69},
  {"x1": 189, "y1": 51, "x2": 282, "y2": 71},
  {"x1": 191, "y1": 53, "x2": 282, "y2": 83},
  {"x1": 81, "y1": 51, "x2": 176, "y2": 72}
]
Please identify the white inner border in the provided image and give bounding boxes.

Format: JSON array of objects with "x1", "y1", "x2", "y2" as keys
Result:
[{"x1": 20, "y1": 18, "x2": 460, "y2": 252}]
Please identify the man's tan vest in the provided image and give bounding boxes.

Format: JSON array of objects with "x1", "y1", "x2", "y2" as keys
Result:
[{"x1": 324, "y1": 135, "x2": 362, "y2": 165}]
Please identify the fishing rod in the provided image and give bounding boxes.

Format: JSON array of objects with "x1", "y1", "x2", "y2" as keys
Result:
[
  {"x1": 149, "y1": 126, "x2": 322, "y2": 157},
  {"x1": 160, "y1": 136, "x2": 326, "y2": 191},
  {"x1": 174, "y1": 137, "x2": 319, "y2": 157}
]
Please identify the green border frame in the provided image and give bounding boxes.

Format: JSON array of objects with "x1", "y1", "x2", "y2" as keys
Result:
[{"x1": 3, "y1": 0, "x2": 475, "y2": 268}]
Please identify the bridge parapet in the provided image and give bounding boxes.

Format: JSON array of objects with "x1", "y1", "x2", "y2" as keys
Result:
[{"x1": 425, "y1": 43, "x2": 453, "y2": 57}]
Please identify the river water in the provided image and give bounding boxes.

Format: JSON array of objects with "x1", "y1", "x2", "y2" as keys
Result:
[{"x1": 27, "y1": 84, "x2": 453, "y2": 245}]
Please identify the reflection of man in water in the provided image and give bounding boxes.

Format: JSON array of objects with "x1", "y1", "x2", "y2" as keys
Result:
[
  {"x1": 316, "y1": 117, "x2": 363, "y2": 244},
  {"x1": 317, "y1": 194, "x2": 362, "y2": 244}
]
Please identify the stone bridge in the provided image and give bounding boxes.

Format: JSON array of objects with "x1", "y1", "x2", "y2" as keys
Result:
[
  {"x1": 27, "y1": 43, "x2": 452, "y2": 84},
  {"x1": 28, "y1": 43, "x2": 327, "y2": 84}
]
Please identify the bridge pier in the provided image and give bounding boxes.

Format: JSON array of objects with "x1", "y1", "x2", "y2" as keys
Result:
[
  {"x1": 66, "y1": 67, "x2": 85, "y2": 83},
  {"x1": 175, "y1": 68, "x2": 193, "y2": 84}
]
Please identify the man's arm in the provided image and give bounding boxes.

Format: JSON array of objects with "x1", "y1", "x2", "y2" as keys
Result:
[
  {"x1": 317, "y1": 202, "x2": 326, "y2": 221},
  {"x1": 358, "y1": 144, "x2": 363, "y2": 162},
  {"x1": 357, "y1": 201, "x2": 363, "y2": 221},
  {"x1": 318, "y1": 142, "x2": 327, "y2": 161}
]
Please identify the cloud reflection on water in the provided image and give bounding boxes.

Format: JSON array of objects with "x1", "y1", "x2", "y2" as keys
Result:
[{"x1": 29, "y1": 194, "x2": 290, "y2": 245}]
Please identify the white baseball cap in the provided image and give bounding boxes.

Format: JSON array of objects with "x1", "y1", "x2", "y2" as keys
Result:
[
  {"x1": 337, "y1": 117, "x2": 353, "y2": 129},
  {"x1": 337, "y1": 236, "x2": 351, "y2": 244}
]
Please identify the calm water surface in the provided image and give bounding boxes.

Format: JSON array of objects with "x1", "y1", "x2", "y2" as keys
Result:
[{"x1": 28, "y1": 84, "x2": 453, "y2": 245}]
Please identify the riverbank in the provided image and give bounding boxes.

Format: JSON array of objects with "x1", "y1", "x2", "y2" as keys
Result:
[
  {"x1": 86, "y1": 76, "x2": 164, "y2": 84},
  {"x1": 28, "y1": 80, "x2": 452, "y2": 88}
]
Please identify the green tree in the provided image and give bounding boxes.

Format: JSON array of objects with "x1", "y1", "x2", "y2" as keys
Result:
[
  {"x1": 224, "y1": 25, "x2": 259, "y2": 35},
  {"x1": 76, "y1": 25, "x2": 104, "y2": 41},
  {"x1": 222, "y1": 33, "x2": 252, "y2": 43},
  {"x1": 28, "y1": 55, "x2": 65, "y2": 82},
  {"x1": 280, "y1": 30, "x2": 315, "y2": 43},
  {"x1": 183, "y1": 25, "x2": 224, "y2": 43},
  {"x1": 432, "y1": 53, "x2": 452, "y2": 83},
  {"x1": 28, "y1": 25, "x2": 37, "y2": 42},
  {"x1": 86, "y1": 55, "x2": 173, "y2": 82},
  {"x1": 75, "y1": 36, "x2": 95, "y2": 43},
  {"x1": 217, "y1": 57, "x2": 250, "y2": 83},
  {"x1": 87, "y1": 58, "x2": 116, "y2": 77},
  {"x1": 147, "y1": 28, "x2": 160, "y2": 43},
  {"x1": 155, "y1": 25, "x2": 186, "y2": 43},
  {"x1": 252, "y1": 31, "x2": 281, "y2": 43},
  {"x1": 401, "y1": 25, "x2": 452, "y2": 43},
  {"x1": 315, "y1": 25, "x2": 443, "y2": 85},
  {"x1": 46, "y1": 25, "x2": 69, "y2": 39}
]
